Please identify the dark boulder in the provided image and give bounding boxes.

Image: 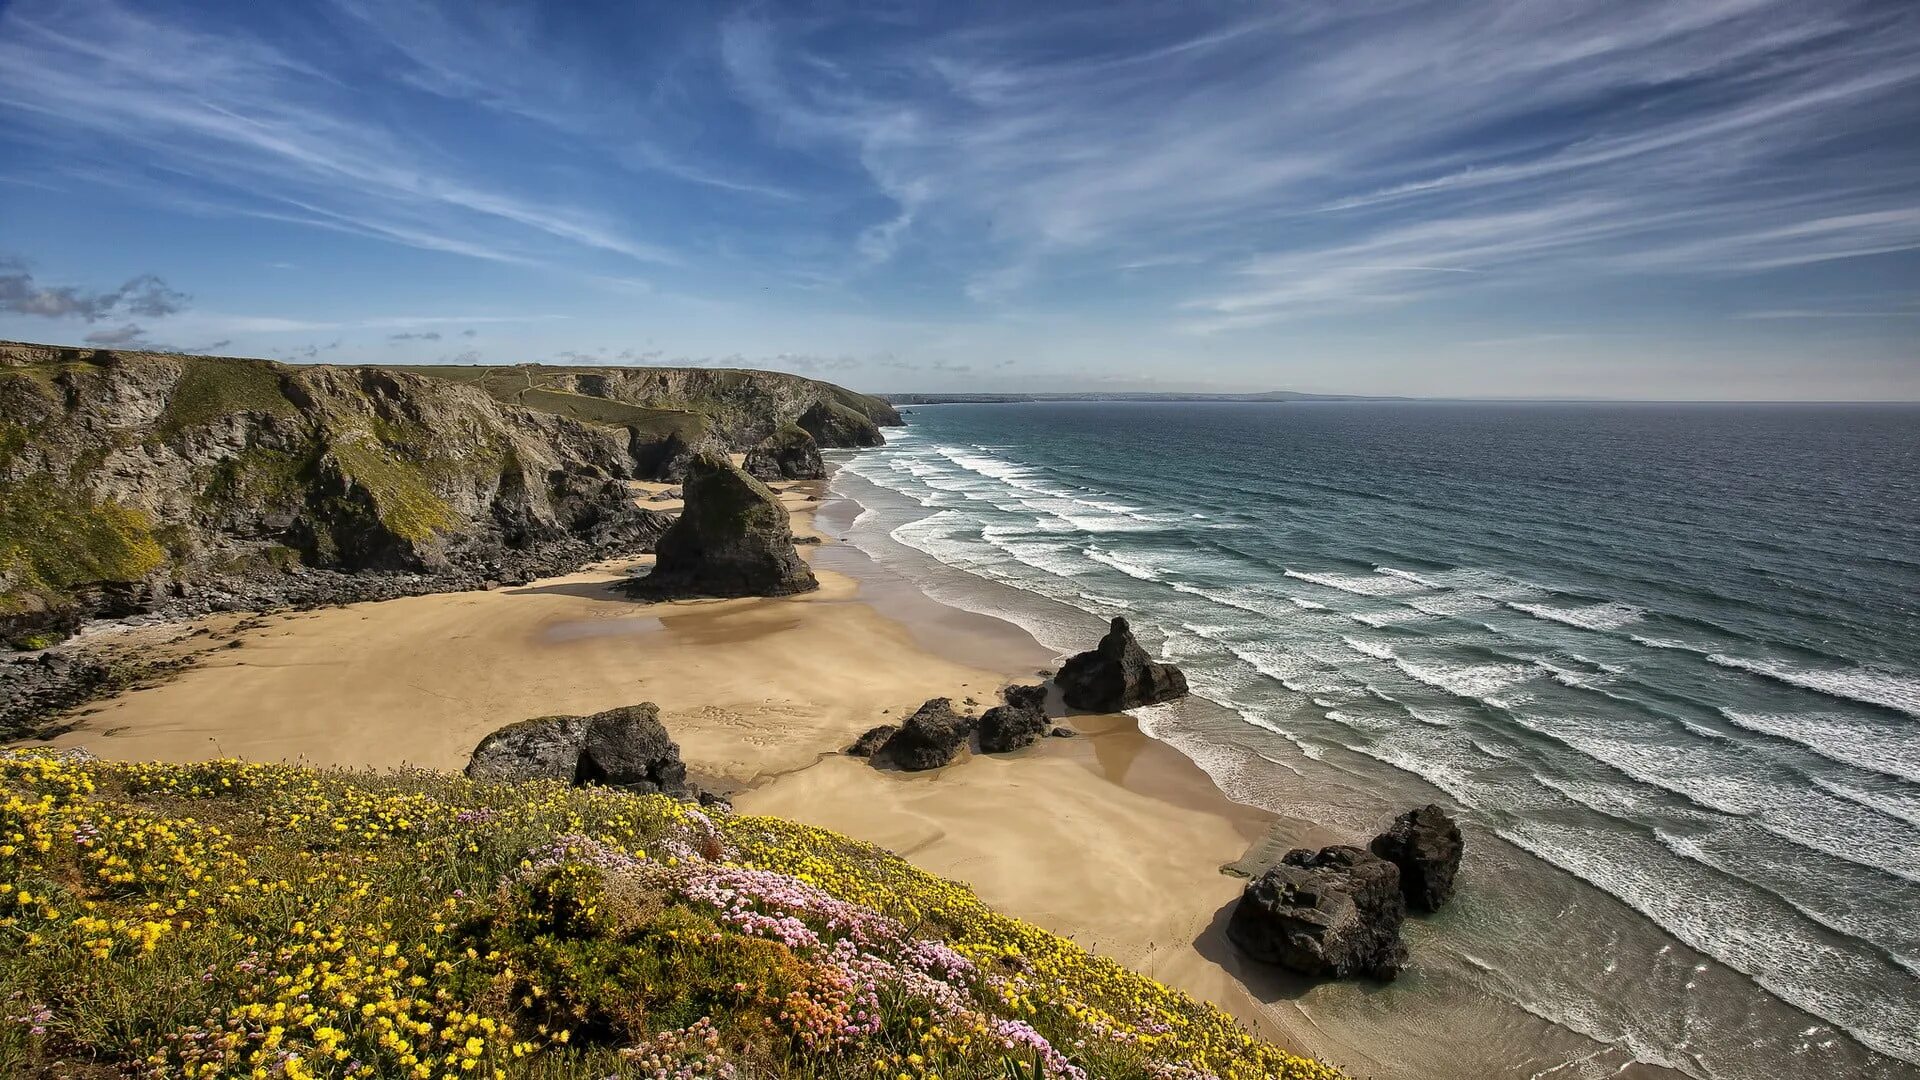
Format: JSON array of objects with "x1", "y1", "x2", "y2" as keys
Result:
[
  {"x1": 1370, "y1": 804, "x2": 1464, "y2": 912},
  {"x1": 1056, "y1": 617, "x2": 1188, "y2": 711},
  {"x1": 875, "y1": 698, "x2": 975, "y2": 770},
  {"x1": 743, "y1": 423, "x2": 825, "y2": 481},
  {"x1": 1001, "y1": 682, "x2": 1048, "y2": 713},
  {"x1": 465, "y1": 703, "x2": 692, "y2": 797},
  {"x1": 845, "y1": 723, "x2": 898, "y2": 757},
  {"x1": 576, "y1": 703, "x2": 690, "y2": 795},
  {"x1": 465, "y1": 713, "x2": 588, "y2": 784},
  {"x1": 622, "y1": 453, "x2": 817, "y2": 599},
  {"x1": 1226, "y1": 845, "x2": 1407, "y2": 980},
  {"x1": 978, "y1": 705, "x2": 1047, "y2": 753},
  {"x1": 978, "y1": 682, "x2": 1050, "y2": 754}
]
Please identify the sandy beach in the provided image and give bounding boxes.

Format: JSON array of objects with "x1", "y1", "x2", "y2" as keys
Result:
[{"x1": 14, "y1": 477, "x2": 1410, "y2": 1074}]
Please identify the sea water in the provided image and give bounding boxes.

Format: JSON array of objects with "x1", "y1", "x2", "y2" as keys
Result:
[{"x1": 829, "y1": 401, "x2": 1920, "y2": 1080}]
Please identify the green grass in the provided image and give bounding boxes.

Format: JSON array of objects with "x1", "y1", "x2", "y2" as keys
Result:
[
  {"x1": 154, "y1": 357, "x2": 298, "y2": 439},
  {"x1": 0, "y1": 753, "x2": 1345, "y2": 1080}
]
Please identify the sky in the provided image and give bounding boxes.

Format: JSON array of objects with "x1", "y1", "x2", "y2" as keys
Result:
[{"x1": 1, "y1": 0, "x2": 1917, "y2": 400}]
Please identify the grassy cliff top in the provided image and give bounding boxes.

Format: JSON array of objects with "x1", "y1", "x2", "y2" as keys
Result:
[
  {"x1": 0, "y1": 342, "x2": 895, "y2": 438},
  {"x1": 0, "y1": 751, "x2": 1341, "y2": 1080}
]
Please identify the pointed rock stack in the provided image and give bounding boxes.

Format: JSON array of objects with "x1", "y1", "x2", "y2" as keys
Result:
[
  {"x1": 622, "y1": 452, "x2": 817, "y2": 599},
  {"x1": 1056, "y1": 617, "x2": 1189, "y2": 711}
]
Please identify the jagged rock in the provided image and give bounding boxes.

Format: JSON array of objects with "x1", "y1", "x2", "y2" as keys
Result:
[
  {"x1": 465, "y1": 703, "x2": 691, "y2": 797},
  {"x1": 978, "y1": 682, "x2": 1050, "y2": 754},
  {"x1": 1001, "y1": 683, "x2": 1048, "y2": 712},
  {"x1": 622, "y1": 453, "x2": 818, "y2": 599},
  {"x1": 1227, "y1": 845, "x2": 1407, "y2": 980},
  {"x1": 1056, "y1": 617, "x2": 1188, "y2": 711},
  {"x1": 647, "y1": 488, "x2": 682, "y2": 502},
  {"x1": 1370, "y1": 804, "x2": 1464, "y2": 912},
  {"x1": 743, "y1": 423, "x2": 825, "y2": 481},
  {"x1": 875, "y1": 698, "x2": 975, "y2": 770},
  {"x1": 978, "y1": 704, "x2": 1048, "y2": 754},
  {"x1": 845, "y1": 724, "x2": 898, "y2": 757}
]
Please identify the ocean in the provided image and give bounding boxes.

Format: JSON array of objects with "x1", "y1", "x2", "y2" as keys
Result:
[{"x1": 826, "y1": 401, "x2": 1920, "y2": 1080}]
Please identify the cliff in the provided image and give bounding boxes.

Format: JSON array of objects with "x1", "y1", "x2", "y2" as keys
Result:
[
  {"x1": 406, "y1": 362, "x2": 900, "y2": 475},
  {"x1": 0, "y1": 341, "x2": 892, "y2": 648}
]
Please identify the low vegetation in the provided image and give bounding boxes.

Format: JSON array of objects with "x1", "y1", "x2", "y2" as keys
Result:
[{"x1": 0, "y1": 751, "x2": 1342, "y2": 1080}]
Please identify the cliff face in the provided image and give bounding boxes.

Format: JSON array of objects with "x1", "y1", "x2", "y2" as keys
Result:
[
  {"x1": 0, "y1": 344, "x2": 669, "y2": 645},
  {"x1": 402, "y1": 364, "x2": 900, "y2": 478},
  {"x1": 0, "y1": 342, "x2": 897, "y2": 647}
]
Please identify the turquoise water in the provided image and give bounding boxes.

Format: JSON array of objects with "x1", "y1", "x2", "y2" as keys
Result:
[{"x1": 831, "y1": 401, "x2": 1920, "y2": 1079}]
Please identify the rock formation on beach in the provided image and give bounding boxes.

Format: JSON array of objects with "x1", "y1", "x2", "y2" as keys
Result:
[
  {"x1": 1056, "y1": 617, "x2": 1189, "y2": 711},
  {"x1": 1370, "y1": 803, "x2": 1464, "y2": 911},
  {"x1": 621, "y1": 453, "x2": 817, "y2": 599},
  {"x1": 1227, "y1": 845, "x2": 1408, "y2": 980},
  {"x1": 743, "y1": 423, "x2": 825, "y2": 481},
  {"x1": 855, "y1": 697, "x2": 975, "y2": 770},
  {"x1": 978, "y1": 682, "x2": 1050, "y2": 753},
  {"x1": 465, "y1": 702, "x2": 691, "y2": 797}
]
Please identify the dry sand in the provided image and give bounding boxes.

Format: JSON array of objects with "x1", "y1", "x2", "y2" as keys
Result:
[{"x1": 17, "y1": 478, "x2": 1383, "y2": 1074}]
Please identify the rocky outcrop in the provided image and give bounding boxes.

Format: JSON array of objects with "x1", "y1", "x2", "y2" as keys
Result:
[
  {"x1": 0, "y1": 343, "x2": 673, "y2": 647},
  {"x1": 1370, "y1": 804, "x2": 1464, "y2": 912},
  {"x1": 465, "y1": 703, "x2": 691, "y2": 797},
  {"x1": 871, "y1": 698, "x2": 975, "y2": 771},
  {"x1": 743, "y1": 423, "x2": 825, "y2": 481},
  {"x1": 797, "y1": 400, "x2": 885, "y2": 449},
  {"x1": 1056, "y1": 617, "x2": 1189, "y2": 711},
  {"x1": 622, "y1": 453, "x2": 817, "y2": 599},
  {"x1": 1227, "y1": 845, "x2": 1407, "y2": 980},
  {"x1": 978, "y1": 682, "x2": 1050, "y2": 754}
]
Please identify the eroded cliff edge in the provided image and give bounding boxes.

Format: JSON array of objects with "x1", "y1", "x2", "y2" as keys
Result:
[{"x1": 0, "y1": 340, "x2": 896, "y2": 650}]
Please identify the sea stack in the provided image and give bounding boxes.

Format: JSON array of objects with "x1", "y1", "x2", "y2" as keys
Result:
[
  {"x1": 1370, "y1": 804, "x2": 1465, "y2": 912},
  {"x1": 1226, "y1": 845, "x2": 1408, "y2": 980},
  {"x1": 743, "y1": 423, "x2": 826, "y2": 481},
  {"x1": 622, "y1": 452, "x2": 818, "y2": 599},
  {"x1": 1056, "y1": 617, "x2": 1189, "y2": 711}
]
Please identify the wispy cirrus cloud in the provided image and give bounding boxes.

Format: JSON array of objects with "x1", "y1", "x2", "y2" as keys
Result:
[
  {"x1": 717, "y1": 1, "x2": 1920, "y2": 325},
  {"x1": 0, "y1": 0, "x2": 677, "y2": 269}
]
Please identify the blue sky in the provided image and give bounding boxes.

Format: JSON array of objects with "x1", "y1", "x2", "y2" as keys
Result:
[{"x1": 1, "y1": 0, "x2": 1916, "y2": 399}]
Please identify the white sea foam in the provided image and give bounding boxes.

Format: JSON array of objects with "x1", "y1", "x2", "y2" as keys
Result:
[
  {"x1": 1509, "y1": 600, "x2": 1646, "y2": 632},
  {"x1": 1719, "y1": 709, "x2": 1920, "y2": 785},
  {"x1": 1391, "y1": 656, "x2": 1536, "y2": 703},
  {"x1": 1284, "y1": 568, "x2": 1427, "y2": 597},
  {"x1": 1816, "y1": 778, "x2": 1920, "y2": 829},
  {"x1": 1708, "y1": 655, "x2": 1920, "y2": 718},
  {"x1": 1287, "y1": 597, "x2": 1329, "y2": 610},
  {"x1": 1083, "y1": 546, "x2": 1161, "y2": 581},
  {"x1": 1341, "y1": 636, "x2": 1398, "y2": 661}
]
